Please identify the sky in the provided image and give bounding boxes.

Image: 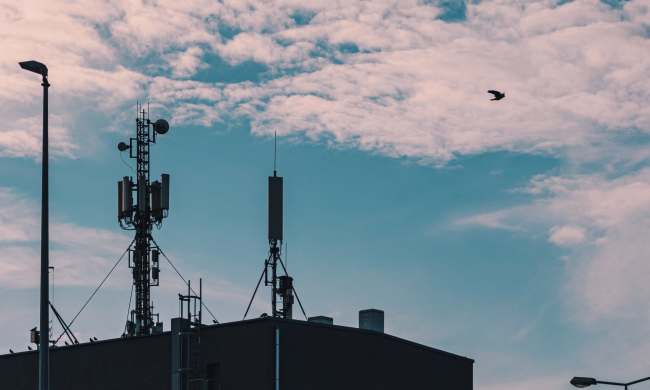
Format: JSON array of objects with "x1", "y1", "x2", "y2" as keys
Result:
[{"x1": 1, "y1": 0, "x2": 650, "y2": 388}]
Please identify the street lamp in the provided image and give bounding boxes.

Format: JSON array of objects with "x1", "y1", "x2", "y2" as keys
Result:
[
  {"x1": 571, "y1": 376, "x2": 650, "y2": 390},
  {"x1": 19, "y1": 60, "x2": 50, "y2": 390}
]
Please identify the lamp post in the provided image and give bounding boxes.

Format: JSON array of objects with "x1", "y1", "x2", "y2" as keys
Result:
[
  {"x1": 19, "y1": 60, "x2": 50, "y2": 390},
  {"x1": 571, "y1": 376, "x2": 650, "y2": 390}
]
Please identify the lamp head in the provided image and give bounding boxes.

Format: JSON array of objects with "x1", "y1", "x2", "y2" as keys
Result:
[
  {"x1": 571, "y1": 377, "x2": 598, "y2": 388},
  {"x1": 153, "y1": 119, "x2": 169, "y2": 135},
  {"x1": 19, "y1": 60, "x2": 48, "y2": 76},
  {"x1": 117, "y1": 142, "x2": 130, "y2": 152}
]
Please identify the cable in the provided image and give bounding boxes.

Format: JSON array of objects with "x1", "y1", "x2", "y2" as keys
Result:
[
  {"x1": 49, "y1": 301, "x2": 78, "y2": 345},
  {"x1": 149, "y1": 237, "x2": 220, "y2": 324},
  {"x1": 119, "y1": 151, "x2": 134, "y2": 171},
  {"x1": 243, "y1": 261, "x2": 268, "y2": 320},
  {"x1": 54, "y1": 239, "x2": 134, "y2": 345}
]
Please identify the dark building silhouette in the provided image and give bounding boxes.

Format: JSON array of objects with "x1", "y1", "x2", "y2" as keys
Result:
[{"x1": 0, "y1": 316, "x2": 473, "y2": 389}]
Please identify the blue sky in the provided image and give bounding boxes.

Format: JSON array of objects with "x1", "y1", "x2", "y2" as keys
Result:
[{"x1": 2, "y1": 1, "x2": 650, "y2": 389}]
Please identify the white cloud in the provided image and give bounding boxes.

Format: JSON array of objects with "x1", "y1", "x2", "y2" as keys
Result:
[
  {"x1": 548, "y1": 225, "x2": 586, "y2": 246},
  {"x1": 165, "y1": 46, "x2": 207, "y2": 78},
  {"x1": 453, "y1": 208, "x2": 526, "y2": 232},
  {"x1": 126, "y1": 0, "x2": 650, "y2": 168},
  {"x1": 217, "y1": 33, "x2": 294, "y2": 65},
  {"x1": 0, "y1": 188, "x2": 38, "y2": 241},
  {"x1": 0, "y1": 1, "x2": 149, "y2": 159},
  {"x1": 0, "y1": 116, "x2": 77, "y2": 159},
  {"x1": 455, "y1": 167, "x2": 650, "y2": 376},
  {"x1": 2, "y1": 0, "x2": 649, "y2": 165},
  {"x1": 107, "y1": 1, "x2": 220, "y2": 54},
  {"x1": 0, "y1": 187, "x2": 131, "y2": 289}
]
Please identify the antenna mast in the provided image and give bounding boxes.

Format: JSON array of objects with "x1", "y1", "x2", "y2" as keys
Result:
[
  {"x1": 267, "y1": 133, "x2": 292, "y2": 318},
  {"x1": 266, "y1": 168, "x2": 292, "y2": 318},
  {"x1": 117, "y1": 102, "x2": 171, "y2": 336},
  {"x1": 243, "y1": 136, "x2": 298, "y2": 320}
]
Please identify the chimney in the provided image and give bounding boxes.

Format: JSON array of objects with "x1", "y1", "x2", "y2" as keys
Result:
[{"x1": 359, "y1": 309, "x2": 384, "y2": 333}]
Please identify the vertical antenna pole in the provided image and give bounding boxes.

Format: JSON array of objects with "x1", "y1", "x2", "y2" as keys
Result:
[
  {"x1": 272, "y1": 243, "x2": 278, "y2": 317},
  {"x1": 187, "y1": 280, "x2": 191, "y2": 322},
  {"x1": 267, "y1": 134, "x2": 285, "y2": 318},
  {"x1": 39, "y1": 73, "x2": 50, "y2": 390}
]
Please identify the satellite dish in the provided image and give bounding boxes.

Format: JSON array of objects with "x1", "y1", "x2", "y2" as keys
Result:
[
  {"x1": 153, "y1": 119, "x2": 169, "y2": 135},
  {"x1": 117, "y1": 142, "x2": 130, "y2": 151}
]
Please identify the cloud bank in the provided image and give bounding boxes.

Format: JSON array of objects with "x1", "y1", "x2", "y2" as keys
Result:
[{"x1": 3, "y1": 1, "x2": 649, "y2": 163}]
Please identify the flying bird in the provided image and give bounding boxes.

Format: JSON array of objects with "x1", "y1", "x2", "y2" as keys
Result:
[{"x1": 487, "y1": 90, "x2": 505, "y2": 101}]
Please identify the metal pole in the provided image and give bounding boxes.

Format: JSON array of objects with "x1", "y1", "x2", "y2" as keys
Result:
[
  {"x1": 39, "y1": 74, "x2": 50, "y2": 390},
  {"x1": 271, "y1": 241, "x2": 278, "y2": 317},
  {"x1": 275, "y1": 327, "x2": 280, "y2": 390}
]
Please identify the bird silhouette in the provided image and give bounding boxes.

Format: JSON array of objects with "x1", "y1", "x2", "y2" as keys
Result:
[
  {"x1": 9, "y1": 349, "x2": 14, "y2": 354},
  {"x1": 487, "y1": 90, "x2": 505, "y2": 100},
  {"x1": 27, "y1": 346, "x2": 32, "y2": 351}
]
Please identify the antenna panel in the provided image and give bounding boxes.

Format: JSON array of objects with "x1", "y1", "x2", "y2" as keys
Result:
[
  {"x1": 151, "y1": 250, "x2": 160, "y2": 282},
  {"x1": 150, "y1": 181, "x2": 162, "y2": 220},
  {"x1": 268, "y1": 176, "x2": 283, "y2": 241},
  {"x1": 161, "y1": 174, "x2": 170, "y2": 210},
  {"x1": 138, "y1": 175, "x2": 147, "y2": 213},
  {"x1": 120, "y1": 177, "x2": 133, "y2": 218},
  {"x1": 118, "y1": 180, "x2": 123, "y2": 219}
]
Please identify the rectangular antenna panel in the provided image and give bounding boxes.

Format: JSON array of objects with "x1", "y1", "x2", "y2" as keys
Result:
[
  {"x1": 120, "y1": 177, "x2": 133, "y2": 218},
  {"x1": 138, "y1": 175, "x2": 147, "y2": 213},
  {"x1": 161, "y1": 174, "x2": 170, "y2": 210},
  {"x1": 268, "y1": 176, "x2": 283, "y2": 241},
  {"x1": 118, "y1": 180, "x2": 123, "y2": 218},
  {"x1": 150, "y1": 181, "x2": 162, "y2": 220}
]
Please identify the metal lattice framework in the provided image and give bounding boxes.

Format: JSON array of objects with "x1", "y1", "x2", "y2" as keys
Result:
[
  {"x1": 118, "y1": 104, "x2": 170, "y2": 336},
  {"x1": 134, "y1": 107, "x2": 153, "y2": 335}
]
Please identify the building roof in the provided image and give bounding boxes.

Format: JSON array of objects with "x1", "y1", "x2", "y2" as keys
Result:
[{"x1": 0, "y1": 316, "x2": 473, "y2": 363}]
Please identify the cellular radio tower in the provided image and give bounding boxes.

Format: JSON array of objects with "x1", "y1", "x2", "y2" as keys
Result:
[
  {"x1": 267, "y1": 167, "x2": 293, "y2": 318},
  {"x1": 244, "y1": 135, "x2": 307, "y2": 320},
  {"x1": 117, "y1": 103, "x2": 171, "y2": 336}
]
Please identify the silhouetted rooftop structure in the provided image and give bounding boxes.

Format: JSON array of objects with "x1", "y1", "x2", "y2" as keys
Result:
[{"x1": 0, "y1": 316, "x2": 473, "y2": 390}]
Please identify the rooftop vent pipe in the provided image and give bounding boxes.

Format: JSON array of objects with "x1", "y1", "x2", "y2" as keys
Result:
[{"x1": 359, "y1": 309, "x2": 384, "y2": 333}]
